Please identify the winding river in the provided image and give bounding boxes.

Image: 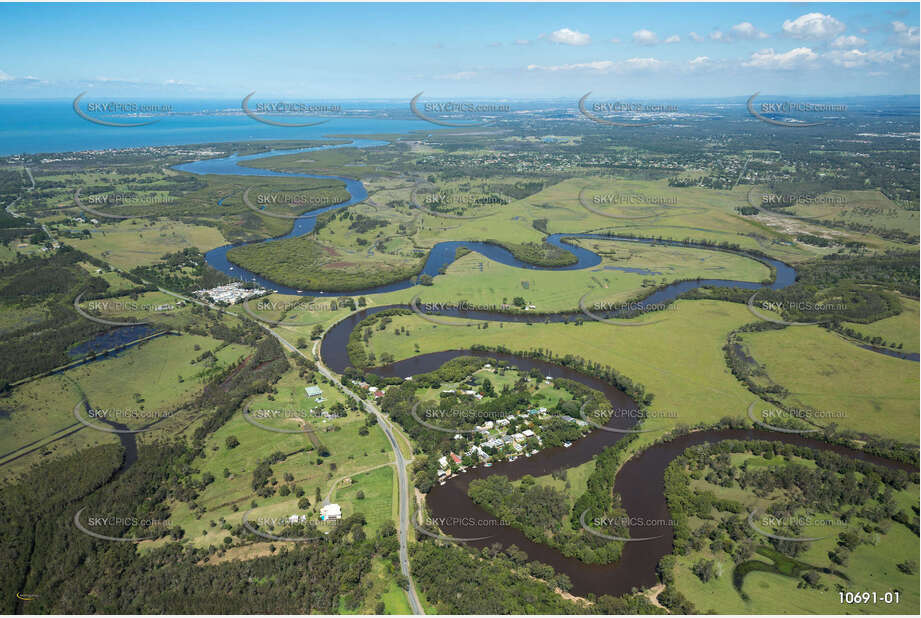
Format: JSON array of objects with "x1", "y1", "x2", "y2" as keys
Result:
[{"x1": 177, "y1": 143, "x2": 918, "y2": 598}]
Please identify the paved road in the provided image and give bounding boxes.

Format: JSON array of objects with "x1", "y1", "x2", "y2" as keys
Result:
[
  {"x1": 310, "y1": 338, "x2": 424, "y2": 615},
  {"x1": 156, "y1": 288, "x2": 424, "y2": 614}
]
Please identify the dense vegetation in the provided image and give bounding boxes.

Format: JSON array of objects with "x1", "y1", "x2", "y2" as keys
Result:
[
  {"x1": 411, "y1": 542, "x2": 663, "y2": 614},
  {"x1": 226, "y1": 235, "x2": 426, "y2": 293}
]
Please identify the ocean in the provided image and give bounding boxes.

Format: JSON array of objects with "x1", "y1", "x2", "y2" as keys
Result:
[{"x1": 0, "y1": 100, "x2": 428, "y2": 155}]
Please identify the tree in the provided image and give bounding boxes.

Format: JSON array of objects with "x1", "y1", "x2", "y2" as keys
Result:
[
  {"x1": 225, "y1": 435, "x2": 239, "y2": 449},
  {"x1": 298, "y1": 497, "x2": 311, "y2": 510},
  {"x1": 356, "y1": 490, "x2": 365, "y2": 500},
  {"x1": 692, "y1": 559, "x2": 716, "y2": 582}
]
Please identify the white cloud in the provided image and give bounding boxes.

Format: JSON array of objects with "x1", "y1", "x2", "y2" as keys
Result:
[
  {"x1": 633, "y1": 29, "x2": 659, "y2": 45},
  {"x1": 664, "y1": 35, "x2": 681, "y2": 44},
  {"x1": 709, "y1": 30, "x2": 729, "y2": 42},
  {"x1": 825, "y1": 48, "x2": 896, "y2": 68},
  {"x1": 547, "y1": 28, "x2": 591, "y2": 46},
  {"x1": 830, "y1": 35, "x2": 867, "y2": 49},
  {"x1": 0, "y1": 70, "x2": 12, "y2": 82},
  {"x1": 782, "y1": 13, "x2": 846, "y2": 39},
  {"x1": 689, "y1": 32, "x2": 704, "y2": 42},
  {"x1": 731, "y1": 22, "x2": 769, "y2": 40},
  {"x1": 743, "y1": 47, "x2": 818, "y2": 69},
  {"x1": 514, "y1": 39, "x2": 531, "y2": 46},
  {"x1": 619, "y1": 57, "x2": 665, "y2": 71},
  {"x1": 436, "y1": 71, "x2": 477, "y2": 80},
  {"x1": 892, "y1": 21, "x2": 920, "y2": 47},
  {"x1": 688, "y1": 56, "x2": 715, "y2": 71},
  {"x1": 527, "y1": 57, "x2": 664, "y2": 73},
  {"x1": 527, "y1": 60, "x2": 614, "y2": 72},
  {"x1": 609, "y1": 37, "x2": 622, "y2": 44}
]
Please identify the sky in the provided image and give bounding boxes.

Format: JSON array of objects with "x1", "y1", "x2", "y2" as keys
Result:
[{"x1": 0, "y1": 2, "x2": 918, "y2": 99}]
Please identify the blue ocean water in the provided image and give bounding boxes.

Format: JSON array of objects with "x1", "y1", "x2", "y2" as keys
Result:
[{"x1": 0, "y1": 100, "x2": 428, "y2": 155}]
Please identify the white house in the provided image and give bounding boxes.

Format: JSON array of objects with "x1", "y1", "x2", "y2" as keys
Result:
[{"x1": 320, "y1": 503, "x2": 342, "y2": 521}]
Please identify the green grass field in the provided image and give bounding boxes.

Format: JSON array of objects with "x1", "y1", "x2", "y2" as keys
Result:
[
  {"x1": 163, "y1": 365, "x2": 395, "y2": 548},
  {"x1": 841, "y1": 296, "x2": 920, "y2": 354},
  {"x1": 63, "y1": 219, "x2": 227, "y2": 269},
  {"x1": 740, "y1": 326, "x2": 919, "y2": 442},
  {"x1": 0, "y1": 333, "x2": 247, "y2": 479}
]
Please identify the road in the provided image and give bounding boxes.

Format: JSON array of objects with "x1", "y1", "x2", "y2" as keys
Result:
[
  {"x1": 156, "y1": 288, "x2": 425, "y2": 614},
  {"x1": 310, "y1": 337, "x2": 424, "y2": 615}
]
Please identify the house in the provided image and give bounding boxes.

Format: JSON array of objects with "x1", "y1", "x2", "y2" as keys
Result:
[
  {"x1": 320, "y1": 503, "x2": 342, "y2": 521},
  {"x1": 496, "y1": 418, "x2": 510, "y2": 427},
  {"x1": 512, "y1": 432, "x2": 525, "y2": 442},
  {"x1": 522, "y1": 429, "x2": 535, "y2": 438},
  {"x1": 482, "y1": 420, "x2": 494, "y2": 430},
  {"x1": 438, "y1": 456, "x2": 449, "y2": 469},
  {"x1": 372, "y1": 390, "x2": 384, "y2": 398},
  {"x1": 305, "y1": 385, "x2": 323, "y2": 398},
  {"x1": 449, "y1": 452, "x2": 462, "y2": 465},
  {"x1": 453, "y1": 433, "x2": 463, "y2": 441}
]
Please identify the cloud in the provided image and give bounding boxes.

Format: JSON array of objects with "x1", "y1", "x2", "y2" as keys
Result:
[
  {"x1": 825, "y1": 48, "x2": 896, "y2": 68},
  {"x1": 743, "y1": 47, "x2": 818, "y2": 69},
  {"x1": 664, "y1": 35, "x2": 681, "y2": 44},
  {"x1": 0, "y1": 69, "x2": 12, "y2": 82},
  {"x1": 547, "y1": 28, "x2": 591, "y2": 46},
  {"x1": 609, "y1": 37, "x2": 621, "y2": 44},
  {"x1": 731, "y1": 22, "x2": 769, "y2": 40},
  {"x1": 633, "y1": 29, "x2": 658, "y2": 45},
  {"x1": 782, "y1": 13, "x2": 846, "y2": 39},
  {"x1": 526, "y1": 57, "x2": 664, "y2": 73},
  {"x1": 892, "y1": 21, "x2": 920, "y2": 47},
  {"x1": 709, "y1": 30, "x2": 729, "y2": 42},
  {"x1": 527, "y1": 60, "x2": 614, "y2": 72},
  {"x1": 435, "y1": 71, "x2": 477, "y2": 80},
  {"x1": 687, "y1": 56, "x2": 715, "y2": 71},
  {"x1": 830, "y1": 35, "x2": 867, "y2": 49},
  {"x1": 488, "y1": 42, "x2": 502, "y2": 48},
  {"x1": 514, "y1": 39, "x2": 531, "y2": 46},
  {"x1": 688, "y1": 32, "x2": 704, "y2": 42}
]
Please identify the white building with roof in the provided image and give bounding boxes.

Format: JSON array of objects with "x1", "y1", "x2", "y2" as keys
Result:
[{"x1": 320, "y1": 503, "x2": 342, "y2": 521}]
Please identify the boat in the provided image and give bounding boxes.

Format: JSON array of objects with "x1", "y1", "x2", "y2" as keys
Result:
[
  {"x1": 508, "y1": 456, "x2": 517, "y2": 462},
  {"x1": 562, "y1": 441, "x2": 572, "y2": 448},
  {"x1": 483, "y1": 462, "x2": 493, "y2": 467}
]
